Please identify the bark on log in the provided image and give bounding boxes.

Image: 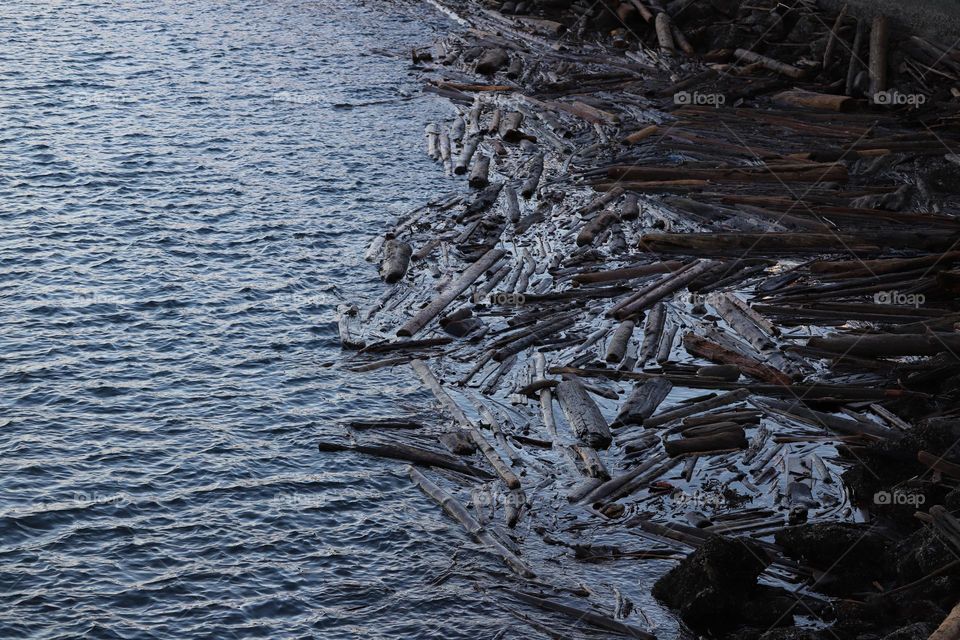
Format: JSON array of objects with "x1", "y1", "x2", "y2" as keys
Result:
[
  {"x1": 773, "y1": 90, "x2": 854, "y2": 112},
  {"x1": 380, "y1": 239, "x2": 412, "y2": 284},
  {"x1": 318, "y1": 440, "x2": 492, "y2": 479},
  {"x1": 502, "y1": 589, "x2": 655, "y2": 639},
  {"x1": 808, "y1": 333, "x2": 960, "y2": 358},
  {"x1": 734, "y1": 49, "x2": 806, "y2": 79},
  {"x1": 928, "y1": 601, "x2": 960, "y2": 640},
  {"x1": 606, "y1": 320, "x2": 636, "y2": 363},
  {"x1": 555, "y1": 378, "x2": 613, "y2": 449},
  {"x1": 645, "y1": 388, "x2": 750, "y2": 429},
  {"x1": 683, "y1": 333, "x2": 792, "y2": 386},
  {"x1": 823, "y1": 4, "x2": 848, "y2": 71},
  {"x1": 869, "y1": 15, "x2": 889, "y2": 99},
  {"x1": 609, "y1": 260, "x2": 719, "y2": 320},
  {"x1": 409, "y1": 467, "x2": 535, "y2": 578},
  {"x1": 639, "y1": 302, "x2": 666, "y2": 363},
  {"x1": 397, "y1": 248, "x2": 505, "y2": 337},
  {"x1": 504, "y1": 186, "x2": 521, "y2": 223},
  {"x1": 577, "y1": 210, "x2": 618, "y2": 246},
  {"x1": 520, "y1": 153, "x2": 544, "y2": 198},
  {"x1": 499, "y1": 112, "x2": 524, "y2": 142},
  {"x1": 572, "y1": 261, "x2": 682, "y2": 285},
  {"x1": 468, "y1": 154, "x2": 490, "y2": 189},
  {"x1": 846, "y1": 18, "x2": 868, "y2": 96},
  {"x1": 664, "y1": 430, "x2": 748, "y2": 457},
  {"x1": 612, "y1": 377, "x2": 673, "y2": 428},
  {"x1": 454, "y1": 137, "x2": 479, "y2": 175},
  {"x1": 655, "y1": 13, "x2": 675, "y2": 53}
]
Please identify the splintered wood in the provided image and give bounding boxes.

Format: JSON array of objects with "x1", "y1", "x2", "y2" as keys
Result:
[{"x1": 322, "y1": 1, "x2": 960, "y2": 637}]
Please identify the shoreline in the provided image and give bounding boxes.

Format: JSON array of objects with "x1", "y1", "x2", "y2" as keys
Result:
[{"x1": 332, "y1": 1, "x2": 960, "y2": 638}]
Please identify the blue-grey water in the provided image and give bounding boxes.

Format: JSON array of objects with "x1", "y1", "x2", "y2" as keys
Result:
[{"x1": 0, "y1": 1, "x2": 522, "y2": 637}]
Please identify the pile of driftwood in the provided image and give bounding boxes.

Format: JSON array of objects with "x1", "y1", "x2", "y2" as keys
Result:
[{"x1": 324, "y1": 1, "x2": 960, "y2": 638}]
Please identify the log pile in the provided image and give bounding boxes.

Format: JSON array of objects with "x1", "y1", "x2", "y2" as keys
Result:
[{"x1": 323, "y1": 1, "x2": 960, "y2": 637}]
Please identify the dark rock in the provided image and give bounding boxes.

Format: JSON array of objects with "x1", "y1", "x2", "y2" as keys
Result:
[
  {"x1": 760, "y1": 629, "x2": 827, "y2": 640},
  {"x1": 775, "y1": 523, "x2": 890, "y2": 594},
  {"x1": 881, "y1": 622, "x2": 935, "y2": 640},
  {"x1": 438, "y1": 431, "x2": 476, "y2": 455},
  {"x1": 651, "y1": 535, "x2": 793, "y2": 633}
]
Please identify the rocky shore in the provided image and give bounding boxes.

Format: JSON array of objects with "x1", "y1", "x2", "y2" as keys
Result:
[{"x1": 324, "y1": 1, "x2": 960, "y2": 637}]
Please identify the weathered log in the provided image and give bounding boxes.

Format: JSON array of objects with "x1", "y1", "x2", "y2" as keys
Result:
[
  {"x1": 606, "y1": 320, "x2": 636, "y2": 364},
  {"x1": 439, "y1": 130, "x2": 452, "y2": 173},
  {"x1": 468, "y1": 154, "x2": 490, "y2": 189},
  {"x1": 683, "y1": 334, "x2": 791, "y2": 386},
  {"x1": 577, "y1": 210, "x2": 618, "y2": 246},
  {"x1": 823, "y1": 4, "x2": 848, "y2": 70},
  {"x1": 638, "y1": 302, "x2": 666, "y2": 363},
  {"x1": 760, "y1": 398, "x2": 892, "y2": 438},
  {"x1": 697, "y1": 365, "x2": 741, "y2": 381},
  {"x1": 380, "y1": 239, "x2": 412, "y2": 284},
  {"x1": 425, "y1": 123, "x2": 440, "y2": 159},
  {"x1": 656, "y1": 322, "x2": 678, "y2": 363},
  {"x1": 734, "y1": 49, "x2": 807, "y2": 78},
  {"x1": 499, "y1": 112, "x2": 524, "y2": 142},
  {"x1": 663, "y1": 430, "x2": 748, "y2": 457},
  {"x1": 520, "y1": 153, "x2": 544, "y2": 198},
  {"x1": 360, "y1": 337, "x2": 452, "y2": 355},
  {"x1": 397, "y1": 248, "x2": 505, "y2": 337},
  {"x1": 581, "y1": 452, "x2": 670, "y2": 505},
  {"x1": 336, "y1": 303, "x2": 365, "y2": 350},
  {"x1": 929, "y1": 601, "x2": 960, "y2": 640},
  {"x1": 918, "y1": 451, "x2": 960, "y2": 479},
  {"x1": 846, "y1": 18, "x2": 868, "y2": 96},
  {"x1": 572, "y1": 261, "x2": 682, "y2": 285},
  {"x1": 409, "y1": 468, "x2": 534, "y2": 578},
  {"x1": 773, "y1": 90, "x2": 854, "y2": 112},
  {"x1": 318, "y1": 440, "x2": 491, "y2": 479},
  {"x1": 868, "y1": 15, "x2": 889, "y2": 99},
  {"x1": 504, "y1": 186, "x2": 521, "y2": 223},
  {"x1": 655, "y1": 12, "x2": 675, "y2": 53},
  {"x1": 612, "y1": 377, "x2": 673, "y2": 428},
  {"x1": 454, "y1": 137, "x2": 479, "y2": 175},
  {"x1": 624, "y1": 125, "x2": 659, "y2": 145},
  {"x1": 502, "y1": 589, "x2": 655, "y2": 639},
  {"x1": 610, "y1": 260, "x2": 719, "y2": 320},
  {"x1": 491, "y1": 313, "x2": 577, "y2": 362},
  {"x1": 645, "y1": 388, "x2": 750, "y2": 429},
  {"x1": 573, "y1": 444, "x2": 610, "y2": 479},
  {"x1": 555, "y1": 378, "x2": 613, "y2": 449},
  {"x1": 709, "y1": 293, "x2": 773, "y2": 352},
  {"x1": 606, "y1": 163, "x2": 848, "y2": 183},
  {"x1": 808, "y1": 333, "x2": 960, "y2": 358}
]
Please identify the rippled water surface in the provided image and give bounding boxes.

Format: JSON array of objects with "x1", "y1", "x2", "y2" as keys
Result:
[{"x1": 0, "y1": 1, "x2": 522, "y2": 637}]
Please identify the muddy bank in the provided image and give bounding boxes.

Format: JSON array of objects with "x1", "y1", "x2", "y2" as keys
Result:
[{"x1": 326, "y1": 1, "x2": 960, "y2": 637}]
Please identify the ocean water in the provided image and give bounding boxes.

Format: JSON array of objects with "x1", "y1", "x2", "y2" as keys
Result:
[{"x1": 0, "y1": 1, "x2": 525, "y2": 637}]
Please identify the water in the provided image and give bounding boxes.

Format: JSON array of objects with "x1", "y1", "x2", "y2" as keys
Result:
[{"x1": 0, "y1": 1, "x2": 524, "y2": 637}]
